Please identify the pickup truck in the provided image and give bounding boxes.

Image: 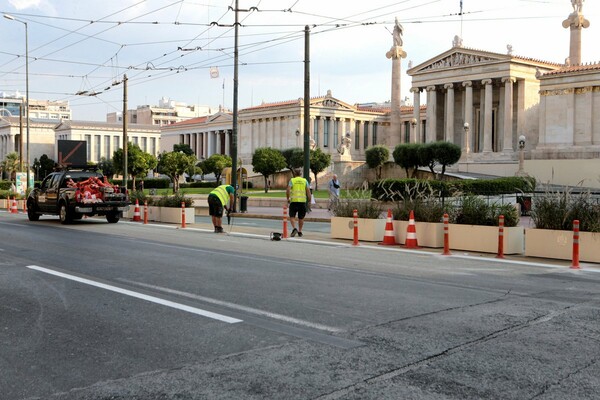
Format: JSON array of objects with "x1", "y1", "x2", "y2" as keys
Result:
[{"x1": 27, "y1": 170, "x2": 130, "y2": 224}]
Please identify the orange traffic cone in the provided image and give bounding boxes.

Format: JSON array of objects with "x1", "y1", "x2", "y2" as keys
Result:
[
  {"x1": 379, "y1": 209, "x2": 397, "y2": 246},
  {"x1": 132, "y1": 199, "x2": 141, "y2": 222},
  {"x1": 405, "y1": 210, "x2": 419, "y2": 249},
  {"x1": 11, "y1": 197, "x2": 18, "y2": 214}
]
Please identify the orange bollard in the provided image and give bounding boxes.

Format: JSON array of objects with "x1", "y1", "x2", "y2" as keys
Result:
[
  {"x1": 143, "y1": 200, "x2": 148, "y2": 224},
  {"x1": 353, "y1": 209, "x2": 359, "y2": 246},
  {"x1": 181, "y1": 201, "x2": 186, "y2": 228},
  {"x1": 442, "y1": 213, "x2": 451, "y2": 255},
  {"x1": 571, "y1": 219, "x2": 580, "y2": 269},
  {"x1": 496, "y1": 214, "x2": 505, "y2": 259},
  {"x1": 282, "y1": 206, "x2": 289, "y2": 238}
]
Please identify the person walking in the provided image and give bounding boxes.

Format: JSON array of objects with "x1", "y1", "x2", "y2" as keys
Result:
[
  {"x1": 286, "y1": 168, "x2": 311, "y2": 237},
  {"x1": 208, "y1": 184, "x2": 235, "y2": 233},
  {"x1": 328, "y1": 174, "x2": 341, "y2": 211}
]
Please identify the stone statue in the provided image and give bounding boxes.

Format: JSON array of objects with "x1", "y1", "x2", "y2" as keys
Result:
[
  {"x1": 507, "y1": 44, "x2": 513, "y2": 55},
  {"x1": 393, "y1": 17, "x2": 403, "y2": 47},
  {"x1": 572, "y1": 0, "x2": 583, "y2": 13}
]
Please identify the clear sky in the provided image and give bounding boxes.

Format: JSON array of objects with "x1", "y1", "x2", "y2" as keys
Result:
[{"x1": 1, "y1": 0, "x2": 598, "y2": 122}]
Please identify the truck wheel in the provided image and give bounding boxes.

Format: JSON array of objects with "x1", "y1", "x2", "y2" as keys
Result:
[
  {"x1": 106, "y1": 213, "x2": 120, "y2": 223},
  {"x1": 59, "y1": 203, "x2": 72, "y2": 224},
  {"x1": 27, "y1": 201, "x2": 40, "y2": 221}
]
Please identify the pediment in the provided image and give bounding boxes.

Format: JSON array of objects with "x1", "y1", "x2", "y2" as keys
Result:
[
  {"x1": 207, "y1": 112, "x2": 232, "y2": 123},
  {"x1": 409, "y1": 48, "x2": 509, "y2": 74},
  {"x1": 310, "y1": 96, "x2": 354, "y2": 111}
]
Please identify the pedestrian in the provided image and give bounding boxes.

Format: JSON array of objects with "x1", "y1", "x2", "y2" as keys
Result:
[
  {"x1": 286, "y1": 168, "x2": 311, "y2": 237},
  {"x1": 328, "y1": 174, "x2": 341, "y2": 211},
  {"x1": 208, "y1": 184, "x2": 235, "y2": 233}
]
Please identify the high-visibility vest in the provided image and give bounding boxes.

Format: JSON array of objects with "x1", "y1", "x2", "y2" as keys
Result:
[
  {"x1": 290, "y1": 177, "x2": 307, "y2": 203},
  {"x1": 210, "y1": 185, "x2": 231, "y2": 206}
]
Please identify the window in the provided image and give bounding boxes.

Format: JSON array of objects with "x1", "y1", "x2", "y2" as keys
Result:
[
  {"x1": 323, "y1": 118, "x2": 329, "y2": 147},
  {"x1": 141, "y1": 137, "x2": 147, "y2": 152},
  {"x1": 150, "y1": 138, "x2": 156, "y2": 155},
  {"x1": 105, "y1": 136, "x2": 111, "y2": 159},
  {"x1": 114, "y1": 136, "x2": 120, "y2": 151},
  {"x1": 363, "y1": 122, "x2": 369, "y2": 149},
  {"x1": 313, "y1": 118, "x2": 319, "y2": 148},
  {"x1": 404, "y1": 121, "x2": 410, "y2": 143},
  {"x1": 132, "y1": 136, "x2": 139, "y2": 145},
  {"x1": 372, "y1": 122, "x2": 378, "y2": 145},
  {"x1": 354, "y1": 121, "x2": 360, "y2": 150}
]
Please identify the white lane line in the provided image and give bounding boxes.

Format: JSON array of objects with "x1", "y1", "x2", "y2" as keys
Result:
[
  {"x1": 26, "y1": 265, "x2": 242, "y2": 324},
  {"x1": 118, "y1": 278, "x2": 343, "y2": 333}
]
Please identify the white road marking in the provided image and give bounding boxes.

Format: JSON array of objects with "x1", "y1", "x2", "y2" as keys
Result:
[
  {"x1": 118, "y1": 278, "x2": 343, "y2": 333},
  {"x1": 26, "y1": 265, "x2": 242, "y2": 324}
]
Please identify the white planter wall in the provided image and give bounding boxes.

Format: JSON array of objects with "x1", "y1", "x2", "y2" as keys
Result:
[
  {"x1": 525, "y1": 229, "x2": 600, "y2": 263},
  {"x1": 448, "y1": 224, "x2": 524, "y2": 254},
  {"x1": 330, "y1": 217, "x2": 386, "y2": 242}
]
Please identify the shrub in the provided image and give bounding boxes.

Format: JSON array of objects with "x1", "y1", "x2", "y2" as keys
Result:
[
  {"x1": 389, "y1": 180, "x2": 453, "y2": 223},
  {"x1": 154, "y1": 191, "x2": 194, "y2": 208},
  {"x1": 531, "y1": 189, "x2": 600, "y2": 232},
  {"x1": 330, "y1": 189, "x2": 382, "y2": 219},
  {"x1": 454, "y1": 195, "x2": 519, "y2": 227}
]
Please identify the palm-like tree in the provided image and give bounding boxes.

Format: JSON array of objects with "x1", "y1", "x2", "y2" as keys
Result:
[{"x1": 1, "y1": 152, "x2": 20, "y2": 181}]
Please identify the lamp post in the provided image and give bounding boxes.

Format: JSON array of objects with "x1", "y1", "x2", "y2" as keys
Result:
[
  {"x1": 4, "y1": 14, "x2": 30, "y2": 190},
  {"x1": 410, "y1": 118, "x2": 417, "y2": 143},
  {"x1": 463, "y1": 122, "x2": 470, "y2": 156},
  {"x1": 516, "y1": 135, "x2": 528, "y2": 177}
]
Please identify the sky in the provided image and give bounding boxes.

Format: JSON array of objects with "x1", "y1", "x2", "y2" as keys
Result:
[{"x1": 1, "y1": 0, "x2": 599, "y2": 122}]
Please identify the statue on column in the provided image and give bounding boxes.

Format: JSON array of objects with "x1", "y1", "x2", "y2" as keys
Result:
[
  {"x1": 386, "y1": 17, "x2": 407, "y2": 60},
  {"x1": 572, "y1": 0, "x2": 583, "y2": 14}
]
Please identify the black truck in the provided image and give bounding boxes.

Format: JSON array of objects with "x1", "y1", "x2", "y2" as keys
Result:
[{"x1": 27, "y1": 169, "x2": 130, "y2": 224}]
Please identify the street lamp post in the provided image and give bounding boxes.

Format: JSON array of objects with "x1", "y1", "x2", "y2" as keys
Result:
[
  {"x1": 410, "y1": 118, "x2": 417, "y2": 143},
  {"x1": 516, "y1": 135, "x2": 528, "y2": 177},
  {"x1": 4, "y1": 14, "x2": 30, "y2": 190},
  {"x1": 463, "y1": 122, "x2": 470, "y2": 156}
]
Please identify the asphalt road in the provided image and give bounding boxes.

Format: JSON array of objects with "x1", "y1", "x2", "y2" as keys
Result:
[{"x1": 2, "y1": 212, "x2": 600, "y2": 399}]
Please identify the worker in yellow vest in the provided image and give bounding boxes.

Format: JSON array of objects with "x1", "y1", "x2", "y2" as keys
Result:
[
  {"x1": 208, "y1": 184, "x2": 235, "y2": 233},
  {"x1": 286, "y1": 168, "x2": 312, "y2": 237}
]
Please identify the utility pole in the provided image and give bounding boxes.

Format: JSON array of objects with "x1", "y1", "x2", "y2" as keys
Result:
[
  {"x1": 231, "y1": 0, "x2": 239, "y2": 211},
  {"x1": 19, "y1": 103, "x2": 23, "y2": 172},
  {"x1": 303, "y1": 25, "x2": 311, "y2": 180},
  {"x1": 122, "y1": 74, "x2": 128, "y2": 189}
]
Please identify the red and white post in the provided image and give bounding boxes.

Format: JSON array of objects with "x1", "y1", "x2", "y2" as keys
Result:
[
  {"x1": 442, "y1": 213, "x2": 451, "y2": 255},
  {"x1": 571, "y1": 219, "x2": 580, "y2": 269},
  {"x1": 353, "y1": 209, "x2": 359, "y2": 246},
  {"x1": 143, "y1": 200, "x2": 148, "y2": 224},
  {"x1": 181, "y1": 201, "x2": 186, "y2": 228},
  {"x1": 282, "y1": 206, "x2": 289, "y2": 239},
  {"x1": 496, "y1": 214, "x2": 505, "y2": 259}
]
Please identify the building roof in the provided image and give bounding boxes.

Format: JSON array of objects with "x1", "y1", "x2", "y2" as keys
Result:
[
  {"x1": 55, "y1": 120, "x2": 160, "y2": 132},
  {"x1": 541, "y1": 61, "x2": 600, "y2": 76}
]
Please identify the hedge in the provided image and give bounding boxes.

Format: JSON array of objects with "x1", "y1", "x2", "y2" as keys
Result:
[{"x1": 372, "y1": 177, "x2": 536, "y2": 201}]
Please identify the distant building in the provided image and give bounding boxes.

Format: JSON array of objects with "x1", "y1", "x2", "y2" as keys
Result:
[
  {"x1": 107, "y1": 97, "x2": 215, "y2": 126},
  {"x1": 0, "y1": 92, "x2": 71, "y2": 121}
]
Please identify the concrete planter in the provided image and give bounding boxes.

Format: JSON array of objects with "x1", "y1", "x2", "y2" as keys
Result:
[
  {"x1": 394, "y1": 221, "x2": 444, "y2": 248},
  {"x1": 125, "y1": 205, "x2": 193, "y2": 224},
  {"x1": 330, "y1": 216, "x2": 386, "y2": 242},
  {"x1": 448, "y1": 224, "x2": 525, "y2": 254},
  {"x1": 525, "y1": 228, "x2": 600, "y2": 263}
]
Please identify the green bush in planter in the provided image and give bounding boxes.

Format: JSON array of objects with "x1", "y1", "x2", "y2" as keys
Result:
[
  {"x1": 389, "y1": 180, "x2": 454, "y2": 223},
  {"x1": 531, "y1": 189, "x2": 600, "y2": 232},
  {"x1": 330, "y1": 190, "x2": 382, "y2": 219},
  {"x1": 155, "y1": 191, "x2": 193, "y2": 208},
  {"x1": 455, "y1": 195, "x2": 519, "y2": 227}
]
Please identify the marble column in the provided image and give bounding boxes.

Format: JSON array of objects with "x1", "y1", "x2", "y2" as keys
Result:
[
  {"x1": 502, "y1": 77, "x2": 515, "y2": 153},
  {"x1": 386, "y1": 41, "x2": 407, "y2": 148},
  {"x1": 562, "y1": 8, "x2": 590, "y2": 65},
  {"x1": 482, "y1": 79, "x2": 493, "y2": 153},
  {"x1": 225, "y1": 130, "x2": 231, "y2": 155},
  {"x1": 318, "y1": 117, "x2": 325, "y2": 148},
  {"x1": 426, "y1": 86, "x2": 437, "y2": 143},
  {"x1": 444, "y1": 83, "x2": 455, "y2": 143},
  {"x1": 462, "y1": 81, "x2": 473, "y2": 154},
  {"x1": 411, "y1": 87, "x2": 421, "y2": 142}
]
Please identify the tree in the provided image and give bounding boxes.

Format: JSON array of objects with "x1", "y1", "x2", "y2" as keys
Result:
[
  {"x1": 157, "y1": 151, "x2": 197, "y2": 193},
  {"x1": 252, "y1": 147, "x2": 286, "y2": 193},
  {"x1": 280, "y1": 147, "x2": 304, "y2": 170},
  {"x1": 309, "y1": 148, "x2": 331, "y2": 190},
  {"x1": 39, "y1": 154, "x2": 56, "y2": 178},
  {"x1": 365, "y1": 145, "x2": 390, "y2": 180},
  {"x1": 434, "y1": 141, "x2": 462, "y2": 178},
  {"x1": 97, "y1": 157, "x2": 115, "y2": 179},
  {"x1": 173, "y1": 143, "x2": 194, "y2": 156},
  {"x1": 393, "y1": 143, "x2": 421, "y2": 178},
  {"x1": 200, "y1": 154, "x2": 232, "y2": 184},
  {"x1": 1, "y1": 152, "x2": 19, "y2": 181},
  {"x1": 113, "y1": 142, "x2": 158, "y2": 189}
]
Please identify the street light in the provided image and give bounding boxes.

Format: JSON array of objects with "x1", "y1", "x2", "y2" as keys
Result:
[
  {"x1": 410, "y1": 118, "x2": 417, "y2": 143},
  {"x1": 4, "y1": 14, "x2": 30, "y2": 190},
  {"x1": 516, "y1": 134, "x2": 528, "y2": 177},
  {"x1": 463, "y1": 122, "x2": 470, "y2": 155}
]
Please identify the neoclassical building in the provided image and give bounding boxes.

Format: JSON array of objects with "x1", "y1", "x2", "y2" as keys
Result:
[{"x1": 161, "y1": 112, "x2": 233, "y2": 158}]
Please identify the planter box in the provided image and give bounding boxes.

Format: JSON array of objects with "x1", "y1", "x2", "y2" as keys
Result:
[
  {"x1": 448, "y1": 224, "x2": 525, "y2": 254},
  {"x1": 125, "y1": 205, "x2": 193, "y2": 224},
  {"x1": 330, "y1": 216, "x2": 386, "y2": 242},
  {"x1": 394, "y1": 221, "x2": 444, "y2": 248},
  {"x1": 525, "y1": 229, "x2": 600, "y2": 263}
]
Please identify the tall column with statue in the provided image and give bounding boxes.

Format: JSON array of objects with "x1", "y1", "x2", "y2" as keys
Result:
[
  {"x1": 562, "y1": 0, "x2": 589, "y2": 65},
  {"x1": 386, "y1": 18, "x2": 407, "y2": 148}
]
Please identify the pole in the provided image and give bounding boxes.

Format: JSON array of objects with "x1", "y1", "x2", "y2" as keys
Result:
[
  {"x1": 303, "y1": 25, "x2": 311, "y2": 181},
  {"x1": 496, "y1": 214, "x2": 505, "y2": 259},
  {"x1": 231, "y1": 0, "x2": 239, "y2": 212},
  {"x1": 19, "y1": 103, "x2": 23, "y2": 172},
  {"x1": 282, "y1": 206, "x2": 288, "y2": 238},
  {"x1": 571, "y1": 219, "x2": 580, "y2": 269},
  {"x1": 24, "y1": 20, "x2": 29, "y2": 191},
  {"x1": 181, "y1": 201, "x2": 186, "y2": 228},
  {"x1": 122, "y1": 74, "x2": 128, "y2": 190},
  {"x1": 353, "y1": 209, "x2": 359, "y2": 246},
  {"x1": 442, "y1": 213, "x2": 451, "y2": 255}
]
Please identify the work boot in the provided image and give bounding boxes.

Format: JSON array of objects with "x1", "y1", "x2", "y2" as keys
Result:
[
  {"x1": 214, "y1": 226, "x2": 218, "y2": 233},
  {"x1": 297, "y1": 231, "x2": 303, "y2": 237},
  {"x1": 291, "y1": 228, "x2": 298, "y2": 237},
  {"x1": 217, "y1": 226, "x2": 224, "y2": 233}
]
